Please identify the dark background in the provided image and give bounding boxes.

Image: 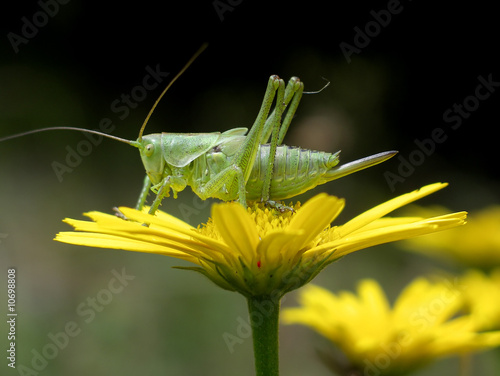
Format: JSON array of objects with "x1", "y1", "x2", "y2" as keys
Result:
[{"x1": 1, "y1": 1, "x2": 499, "y2": 375}]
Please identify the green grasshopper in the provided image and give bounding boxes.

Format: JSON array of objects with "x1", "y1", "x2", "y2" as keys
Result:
[{"x1": 1, "y1": 46, "x2": 396, "y2": 215}]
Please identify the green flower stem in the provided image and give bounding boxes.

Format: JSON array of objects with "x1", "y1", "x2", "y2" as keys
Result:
[{"x1": 247, "y1": 295, "x2": 281, "y2": 376}]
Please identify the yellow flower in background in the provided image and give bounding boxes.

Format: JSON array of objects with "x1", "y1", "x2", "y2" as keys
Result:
[
  {"x1": 55, "y1": 183, "x2": 465, "y2": 298},
  {"x1": 282, "y1": 279, "x2": 500, "y2": 376},
  {"x1": 460, "y1": 268, "x2": 500, "y2": 331},
  {"x1": 400, "y1": 205, "x2": 500, "y2": 268}
]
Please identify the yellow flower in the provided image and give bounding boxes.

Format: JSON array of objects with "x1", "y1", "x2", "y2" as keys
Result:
[
  {"x1": 282, "y1": 279, "x2": 500, "y2": 376},
  {"x1": 400, "y1": 205, "x2": 500, "y2": 268},
  {"x1": 460, "y1": 268, "x2": 500, "y2": 331},
  {"x1": 55, "y1": 183, "x2": 466, "y2": 298}
]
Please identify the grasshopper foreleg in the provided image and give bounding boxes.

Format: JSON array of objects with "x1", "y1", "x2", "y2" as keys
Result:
[
  {"x1": 114, "y1": 175, "x2": 150, "y2": 220},
  {"x1": 148, "y1": 176, "x2": 188, "y2": 215},
  {"x1": 135, "y1": 175, "x2": 152, "y2": 211},
  {"x1": 148, "y1": 182, "x2": 169, "y2": 215}
]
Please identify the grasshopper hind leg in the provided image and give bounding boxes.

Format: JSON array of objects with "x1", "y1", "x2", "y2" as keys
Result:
[{"x1": 259, "y1": 77, "x2": 304, "y2": 211}]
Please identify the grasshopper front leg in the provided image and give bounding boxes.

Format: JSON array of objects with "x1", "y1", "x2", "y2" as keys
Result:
[
  {"x1": 127, "y1": 174, "x2": 178, "y2": 220},
  {"x1": 147, "y1": 176, "x2": 187, "y2": 215},
  {"x1": 114, "y1": 175, "x2": 151, "y2": 220},
  {"x1": 136, "y1": 172, "x2": 188, "y2": 215},
  {"x1": 135, "y1": 175, "x2": 152, "y2": 210}
]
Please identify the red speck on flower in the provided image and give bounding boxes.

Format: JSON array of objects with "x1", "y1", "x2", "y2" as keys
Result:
[{"x1": 257, "y1": 260, "x2": 261, "y2": 268}]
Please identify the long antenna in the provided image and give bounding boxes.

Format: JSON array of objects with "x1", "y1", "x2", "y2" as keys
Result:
[
  {"x1": 137, "y1": 43, "x2": 208, "y2": 141},
  {"x1": 0, "y1": 126, "x2": 134, "y2": 145},
  {"x1": 0, "y1": 44, "x2": 208, "y2": 147}
]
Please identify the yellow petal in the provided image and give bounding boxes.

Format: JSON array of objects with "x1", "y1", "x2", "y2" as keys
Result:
[
  {"x1": 358, "y1": 279, "x2": 390, "y2": 321},
  {"x1": 338, "y1": 183, "x2": 448, "y2": 237},
  {"x1": 211, "y1": 202, "x2": 259, "y2": 265},
  {"x1": 283, "y1": 278, "x2": 500, "y2": 375},
  {"x1": 257, "y1": 229, "x2": 305, "y2": 266},
  {"x1": 288, "y1": 193, "x2": 345, "y2": 248},
  {"x1": 308, "y1": 212, "x2": 467, "y2": 259},
  {"x1": 55, "y1": 231, "x2": 200, "y2": 263},
  {"x1": 117, "y1": 207, "x2": 195, "y2": 233}
]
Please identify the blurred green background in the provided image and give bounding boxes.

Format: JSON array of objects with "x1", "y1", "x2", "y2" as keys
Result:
[{"x1": 1, "y1": 1, "x2": 499, "y2": 375}]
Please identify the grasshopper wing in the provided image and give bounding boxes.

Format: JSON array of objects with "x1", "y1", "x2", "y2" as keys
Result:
[
  {"x1": 221, "y1": 127, "x2": 248, "y2": 136},
  {"x1": 161, "y1": 132, "x2": 221, "y2": 167}
]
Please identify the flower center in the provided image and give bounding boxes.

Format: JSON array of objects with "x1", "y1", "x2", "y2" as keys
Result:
[{"x1": 196, "y1": 202, "x2": 300, "y2": 239}]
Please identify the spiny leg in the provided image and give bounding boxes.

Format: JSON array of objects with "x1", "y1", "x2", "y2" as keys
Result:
[
  {"x1": 275, "y1": 77, "x2": 330, "y2": 145},
  {"x1": 148, "y1": 178, "x2": 172, "y2": 215},
  {"x1": 195, "y1": 164, "x2": 246, "y2": 205},
  {"x1": 260, "y1": 80, "x2": 285, "y2": 202},
  {"x1": 260, "y1": 77, "x2": 303, "y2": 145},
  {"x1": 115, "y1": 175, "x2": 151, "y2": 219},
  {"x1": 135, "y1": 175, "x2": 152, "y2": 210},
  {"x1": 116, "y1": 176, "x2": 170, "y2": 222},
  {"x1": 261, "y1": 77, "x2": 304, "y2": 211},
  {"x1": 228, "y1": 75, "x2": 283, "y2": 206},
  {"x1": 277, "y1": 77, "x2": 304, "y2": 145},
  {"x1": 196, "y1": 76, "x2": 289, "y2": 207}
]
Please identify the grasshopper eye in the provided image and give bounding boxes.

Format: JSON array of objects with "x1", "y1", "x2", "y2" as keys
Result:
[{"x1": 145, "y1": 143, "x2": 155, "y2": 157}]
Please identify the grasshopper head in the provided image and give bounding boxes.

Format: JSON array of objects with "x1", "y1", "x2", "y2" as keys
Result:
[
  {"x1": 128, "y1": 44, "x2": 208, "y2": 187},
  {"x1": 131, "y1": 134, "x2": 165, "y2": 185}
]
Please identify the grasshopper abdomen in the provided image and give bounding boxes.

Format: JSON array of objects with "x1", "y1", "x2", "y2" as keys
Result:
[{"x1": 246, "y1": 144, "x2": 340, "y2": 201}]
